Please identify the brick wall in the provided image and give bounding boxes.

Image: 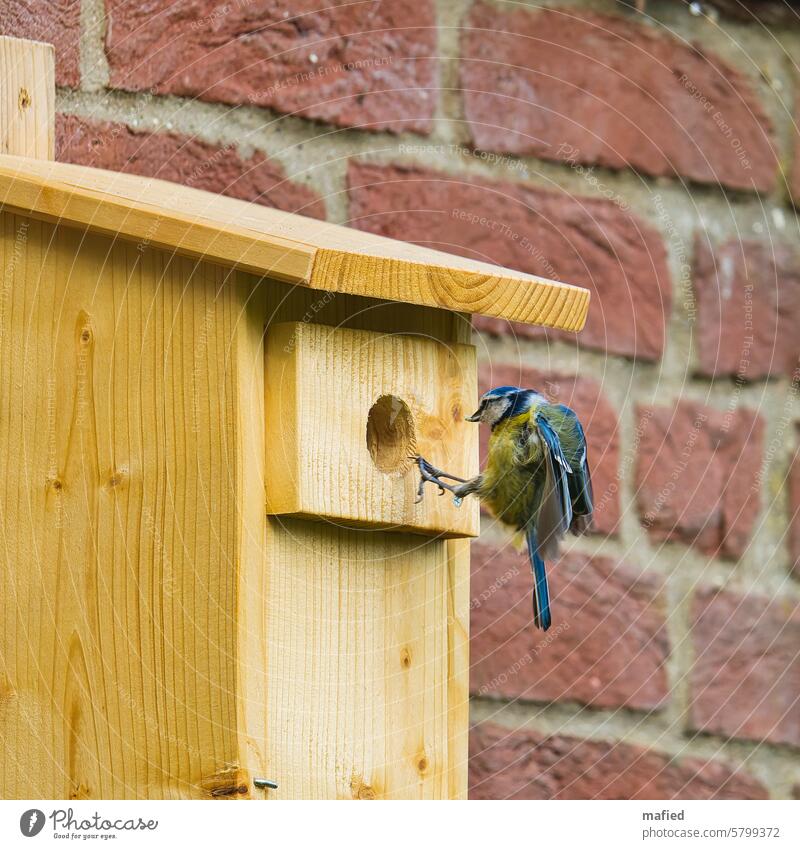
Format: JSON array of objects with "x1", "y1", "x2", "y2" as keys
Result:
[{"x1": 4, "y1": 0, "x2": 799, "y2": 799}]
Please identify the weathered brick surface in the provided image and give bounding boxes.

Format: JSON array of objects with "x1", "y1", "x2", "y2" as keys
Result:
[
  {"x1": 469, "y1": 723, "x2": 768, "y2": 799},
  {"x1": 348, "y1": 162, "x2": 671, "y2": 360},
  {"x1": 694, "y1": 236, "x2": 800, "y2": 380},
  {"x1": 56, "y1": 114, "x2": 325, "y2": 217},
  {"x1": 460, "y1": 4, "x2": 776, "y2": 192},
  {"x1": 0, "y1": 0, "x2": 80, "y2": 87},
  {"x1": 470, "y1": 544, "x2": 669, "y2": 710},
  {"x1": 689, "y1": 587, "x2": 800, "y2": 748},
  {"x1": 478, "y1": 364, "x2": 620, "y2": 535},
  {"x1": 104, "y1": 0, "x2": 437, "y2": 134},
  {"x1": 635, "y1": 401, "x2": 764, "y2": 559},
  {"x1": 0, "y1": 0, "x2": 796, "y2": 801}
]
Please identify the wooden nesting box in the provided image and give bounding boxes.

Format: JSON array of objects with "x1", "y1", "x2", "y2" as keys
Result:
[{"x1": 0, "y1": 37, "x2": 590, "y2": 800}]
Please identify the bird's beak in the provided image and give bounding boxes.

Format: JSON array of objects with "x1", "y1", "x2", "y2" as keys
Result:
[{"x1": 465, "y1": 408, "x2": 482, "y2": 422}]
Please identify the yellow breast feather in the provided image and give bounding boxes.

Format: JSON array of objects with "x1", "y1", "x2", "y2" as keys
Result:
[{"x1": 479, "y1": 410, "x2": 545, "y2": 529}]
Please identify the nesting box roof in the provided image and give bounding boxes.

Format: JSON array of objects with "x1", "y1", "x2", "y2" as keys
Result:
[{"x1": 0, "y1": 154, "x2": 589, "y2": 331}]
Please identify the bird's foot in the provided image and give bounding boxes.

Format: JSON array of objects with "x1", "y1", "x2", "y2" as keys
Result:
[{"x1": 412, "y1": 455, "x2": 467, "y2": 503}]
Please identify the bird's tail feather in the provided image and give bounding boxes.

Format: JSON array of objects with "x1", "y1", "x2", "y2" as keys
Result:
[{"x1": 526, "y1": 527, "x2": 551, "y2": 631}]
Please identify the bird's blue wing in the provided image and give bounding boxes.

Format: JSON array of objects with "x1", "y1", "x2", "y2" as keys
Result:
[
  {"x1": 555, "y1": 405, "x2": 594, "y2": 534},
  {"x1": 534, "y1": 411, "x2": 573, "y2": 560}
]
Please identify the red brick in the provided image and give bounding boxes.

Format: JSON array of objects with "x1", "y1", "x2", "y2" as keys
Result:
[
  {"x1": 347, "y1": 162, "x2": 671, "y2": 360},
  {"x1": 104, "y1": 0, "x2": 436, "y2": 134},
  {"x1": 789, "y1": 433, "x2": 800, "y2": 578},
  {"x1": 460, "y1": 4, "x2": 776, "y2": 193},
  {"x1": 470, "y1": 544, "x2": 668, "y2": 710},
  {"x1": 694, "y1": 236, "x2": 800, "y2": 380},
  {"x1": 635, "y1": 401, "x2": 764, "y2": 558},
  {"x1": 56, "y1": 114, "x2": 325, "y2": 218},
  {"x1": 469, "y1": 723, "x2": 768, "y2": 799},
  {"x1": 0, "y1": 0, "x2": 80, "y2": 87},
  {"x1": 478, "y1": 363, "x2": 620, "y2": 535},
  {"x1": 689, "y1": 587, "x2": 800, "y2": 748}
]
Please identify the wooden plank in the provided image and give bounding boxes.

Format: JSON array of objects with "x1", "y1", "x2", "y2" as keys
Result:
[
  {"x1": 259, "y1": 519, "x2": 451, "y2": 799},
  {"x1": 0, "y1": 219, "x2": 245, "y2": 798},
  {"x1": 0, "y1": 155, "x2": 591, "y2": 331},
  {"x1": 311, "y1": 248, "x2": 590, "y2": 333},
  {"x1": 264, "y1": 321, "x2": 480, "y2": 538},
  {"x1": 0, "y1": 156, "x2": 314, "y2": 283},
  {"x1": 446, "y1": 539, "x2": 471, "y2": 799},
  {"x1": 232, "y1": 278, "x2": 271, "y2": 796},
  {"x1": 0, "y1": 38, "x2": 54, "y2": 160}
]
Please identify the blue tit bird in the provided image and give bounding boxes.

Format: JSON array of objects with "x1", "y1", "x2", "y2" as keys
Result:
[{"x1": 415, "y1": 386, "x2": 593, "y2": 630}]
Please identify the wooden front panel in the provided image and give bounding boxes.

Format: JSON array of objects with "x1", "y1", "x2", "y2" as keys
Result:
[
  {"x1": 264, "y1": 321, "x2": 479, "y2": 538},
  {"x1": 0, "y1": 215, "x2": 245, "y2": 798},
  {"x1": 262, "y1": 519, "x2": 451, "y2": 799},
  {"x1": 238, "y1": 284, "x2": 472, "y2": 799}
]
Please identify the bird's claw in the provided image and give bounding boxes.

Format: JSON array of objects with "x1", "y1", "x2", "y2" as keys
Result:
[
  {"x1": 413, "y1": 454, "x2": 447, "y2": 502},
  {"x1": 412, "y1": 454, "x2": 466, "y2": 503}
]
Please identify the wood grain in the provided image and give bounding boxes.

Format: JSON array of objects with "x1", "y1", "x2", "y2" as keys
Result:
[
  {"x1": 260, "y1": 518, "x2": 453, "y2": 799},
  {"x1": 0, "y1": 218, "x2": 247, "y2": 798},
  {"x1": 264, "y1": 321, "x2": 480, "y2": 538},
  {"x1": 0, "y1": 155, "x2": 313, "y2": 283},
  {"x1": 0, "y1": 38, "x2": 54, "y2": 160},
  {"x1": 238, "y1": 282, "x2": 472, "y2": 799},
  {"x1": 0, "y1": 154, "x2": 590, "y2": 331},
  {"x1": 311, "y1": 248, "x2": 590, "y2": 332},
  {"x1": 446, "y1": 538, "x2": 470, "y2": 800}
]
